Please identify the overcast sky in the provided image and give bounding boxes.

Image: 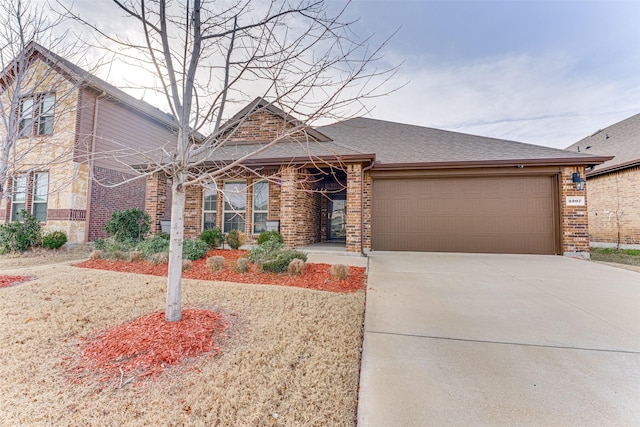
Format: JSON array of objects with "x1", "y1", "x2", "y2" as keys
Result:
[
  {"x1": 335, "y1": 0, "x2": 640, "y2": 148},
  {"x1": 56, "y1": 0, "x2": 640, "y2": 149}
]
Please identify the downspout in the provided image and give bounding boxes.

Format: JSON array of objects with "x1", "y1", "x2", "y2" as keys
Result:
[
  {"x1": 84, "y1": 90, "x2": 108, "y2": 243},
  {"x1": 360, "y1": 160, "x2": 375, "y2": 256}
]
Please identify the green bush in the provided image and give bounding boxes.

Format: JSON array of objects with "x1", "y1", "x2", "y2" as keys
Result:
[
  {"x1": 42, "y1": 231, "x2": 67, "y2": 249},
  {"x1": 182, "y1": 239, "x2": 209, "y2": 261},
  {"x1": 104, "y1": 208, "x2": 150, "y2": 242},
  {"x1": 155, "y1": 231, "x2": 170, "y2": 240},
  {"x1": 226, "y1": 229, "x2": 245, "y2": 250},
  {"x1": 248, "y1": 239, "x2": 283, "y2": 264},
  {"x1": 137, "y1": 234, "x2": 170, "y2": 257},
  {"x1": 92, "y1": 236, "x2": 136, "y2": 258},
  {"x1": 200, "y1": 227, "x2": 223, "y2": 248},
  {"x1": 261, "y1": 249, "x2": 307, "y2": 273},
  {"x1": 0, "y1": 210, "x2": 42, "y2": 253},
  {"x1": 257, "y1": 230, "x2": 283, "y2": 245}
]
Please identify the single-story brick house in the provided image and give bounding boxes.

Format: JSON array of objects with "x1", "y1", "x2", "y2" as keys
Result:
[
  {"x1": 565, "y1": 113, "x2": 640, "y2": 248},
  {"x1": 146, "y1": 98, "x2": 610, "y2": 257}
]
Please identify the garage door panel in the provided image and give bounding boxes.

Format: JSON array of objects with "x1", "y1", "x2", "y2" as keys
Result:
[{"x1": 372, "y1": 176, "x2": 557, "y2": 254}]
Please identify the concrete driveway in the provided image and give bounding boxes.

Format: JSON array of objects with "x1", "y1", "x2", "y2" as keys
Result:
[{"x1": 358, "y1": 252, "x2": 640, "y2": 426}]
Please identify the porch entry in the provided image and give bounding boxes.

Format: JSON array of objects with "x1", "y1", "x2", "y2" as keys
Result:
[{"x1": 327, "y1": 192, "x2": 346, "y2": 241}]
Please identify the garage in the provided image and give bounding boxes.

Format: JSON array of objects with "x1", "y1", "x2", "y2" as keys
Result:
[{"x1": 371, "y1": 174, "x2": 560, "y2": 254}]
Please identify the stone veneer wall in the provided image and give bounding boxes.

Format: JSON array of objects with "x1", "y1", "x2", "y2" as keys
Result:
[
  {"x1": 560, "y1": 166, "x2": 589, "y2": 255},
  {"x1": 586, "y1": 166, "x2": 640, "y2": 246}
]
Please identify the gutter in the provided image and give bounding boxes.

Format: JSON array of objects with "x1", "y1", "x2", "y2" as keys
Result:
[
  {"x1": 370, "y1": 156, "x2": 613, "y2": 171},
  {"x1": 586, "y1": 159, "x2": 640, "y2": 178},
  {"x1": 84, "y1": 89, "x2": 108, "y2": 243}
]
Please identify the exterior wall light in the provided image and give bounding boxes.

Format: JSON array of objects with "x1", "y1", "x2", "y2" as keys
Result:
[{"x1": 572, "y1": 172, "x2": 585, "y2": 191}]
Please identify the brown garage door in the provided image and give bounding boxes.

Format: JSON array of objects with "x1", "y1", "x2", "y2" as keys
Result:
[{"x1": 372, "y1": 175, "x2": 558, "y2": 254}]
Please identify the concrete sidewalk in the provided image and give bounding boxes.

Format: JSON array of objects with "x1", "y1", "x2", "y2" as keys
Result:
[{"x1": 358, "y1": 252, "x2": 640, "y2": 426}]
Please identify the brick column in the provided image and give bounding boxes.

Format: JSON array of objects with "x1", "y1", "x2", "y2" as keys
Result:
[
  {"x1": 346, "y1": 163, "x2": 362, "y2": 253},
  {"x1": 279, "y1": 166, "x2": 298, "y2": 248},
  {"x1": 145, "y1": 172, "x2": 167, "y2": 234},
  {"x1": 560, "y1": 166, "x2": 589, "y2": 257}
]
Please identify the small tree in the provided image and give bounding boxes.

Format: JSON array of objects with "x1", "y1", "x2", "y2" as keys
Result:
[{"x1": 65, "y1": 0, "x2": 396, "y2": 321}]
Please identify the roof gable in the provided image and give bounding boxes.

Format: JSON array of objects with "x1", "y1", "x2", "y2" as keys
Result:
[{"x1": 565, "y1": 113, "x2": 640, "y2": 175}]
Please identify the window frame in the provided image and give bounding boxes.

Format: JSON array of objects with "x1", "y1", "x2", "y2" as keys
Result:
[
  {"x1": 11, "y1": 175, "x2": 27, "y2": 221},
  {"x1": 18, "y1": 93, "x2": 55, "y2": 137},
  {"x1": 222, "y1": 180, "x2": 247, "y2": 234},
  {"x1": 202, "y1": 183, "x2": 218, "y2": 231},
  {"x1": 252, "y1": 180, "x2": 269, "y2": 234},
  {"x1": 31, "y1": 172, "x2": 49, "y2": 223}
]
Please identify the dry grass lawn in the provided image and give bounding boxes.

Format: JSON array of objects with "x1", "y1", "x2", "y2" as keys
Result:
[{"x1": 0, "y1": 252, "x2": 365, "y2": 426}]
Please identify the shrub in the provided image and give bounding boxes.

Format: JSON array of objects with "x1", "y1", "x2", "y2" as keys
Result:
[
  {"x1": 104, "y1": 208, "x2": 150, "y2": 242},
  {"x1": 92, "y1": 237, "x2": 136, "y2": 255},
  {"x1": 110, "y1": 250, "x2": 128, "y2": 261},
  {"x1": 129, "y1": 251, "x2": 144, "y2": 262},
  {"x1": 225, "y1": 229, "x2": 246, "y2": 250},
  {"x1": 200, "y1": 227, "x2": 224, "y2": 248},
  {"x1": 155, "y1": 231, "x2": 170, "y2": 240},
  {"x1": 261, "y1": 250, "x2": 307, "y2": 273},
  {"x1": 182, "y1": 259, "x2": 193, "y2": 271},
  {"x1": 182, "y1": 239, "x2": 209, "y2": 261},
  {"x1": 234, "y1": 257, "x2": 250, "y2": 273},
  {"x1": 206, "y1": 256, "x2": 225, "y2": 272},
  {"x1": 137, "y1": 234, "x2": 170, "y2": 257},
  {"x1": 287, "y1": 258, "x2": 306, "y2": 276},
  {"x1": 331, "y1": 264, "x2": 349, "y2": 280},
  {"x1": 89, "y1": 250, "x2": 103, "y2": 260},
  {"x1": 42, "y1": 231, "x2": 67, "y2": 249},
  {"x1": 257, "y1": 230, "x2": 284, "y2": 245},
  {"x1": 149, "y1": 252, "x2": 169, "y2": 265},
  {"x1": 248, "y1": 239, "x2": 284, "y2": 264},
  {"x1": 0, "y1": 210, "x2": 42, "y2": 253}
]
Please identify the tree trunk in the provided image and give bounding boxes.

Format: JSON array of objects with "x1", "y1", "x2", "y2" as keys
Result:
[{"x1": 165, "y1": 175, "x2": 186, "y2": 322}]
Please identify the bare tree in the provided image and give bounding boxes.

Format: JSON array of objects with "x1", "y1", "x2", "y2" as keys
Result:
[
  {"x1": 62, "y1": 0, "x2": 395, "y2": 322},
  {"x1": 0, "y1": 0, "x2": 88, "y2": 207}
]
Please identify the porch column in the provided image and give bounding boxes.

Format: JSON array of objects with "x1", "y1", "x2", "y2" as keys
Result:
[
  {"x1": 145, "y1": 172, "x2": 167, "y2": 234},
  {"x1": 345, "y1": 163, "x2": 362, "y2": 252},
  {"x1": 279, "y1": 166, "x2": 299, "y2": 248}
]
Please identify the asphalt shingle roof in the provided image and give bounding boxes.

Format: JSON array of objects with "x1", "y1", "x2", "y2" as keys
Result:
[{"x1": 565, "y1": 113, "x2": 640, "y2": 175}]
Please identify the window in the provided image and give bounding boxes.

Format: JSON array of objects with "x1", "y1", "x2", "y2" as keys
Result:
[
  {"x1": 32, "y1": 173, "x2": 49, "y2": 222},
  {"x1": 18, "y1": 94, "x2": 55, "y2": 137},
  {"x1": 11, "y1": 175, "x2": 27, "y2": 221},
  {"x1": 223, "y1": 181, "x2": 246, "y2": 233},
  {"x1": 202, "y1": 183, "x2": 217, "y2": 230},
  {"x1": 253, "y1": 181, "x2": 269, "y2": 234}
]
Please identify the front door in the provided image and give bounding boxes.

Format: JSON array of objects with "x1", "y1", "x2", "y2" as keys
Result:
[{"x1": 328, "y1": 194, "x2": 346, "y2": 240}]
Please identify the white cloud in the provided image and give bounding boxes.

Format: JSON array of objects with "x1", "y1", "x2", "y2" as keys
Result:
[{"x1": 363, "y1": 51, "x2": 640, "y2": 148}]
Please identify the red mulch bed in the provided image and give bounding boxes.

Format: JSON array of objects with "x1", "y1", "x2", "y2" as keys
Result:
[
  {"x1": 74, "y1": 249, "x2": 366, "y2": 293},
  {"x1": 70, "y1": 309, "x2": 228, "y2": 385},
  {"x1": 0, "y1": 275, "x2": 33, "y2": 288}
]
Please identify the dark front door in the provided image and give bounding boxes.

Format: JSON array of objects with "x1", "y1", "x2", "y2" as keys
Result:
[{"x1": 328, "y1": 194, "x2": 347, "y2": 240}]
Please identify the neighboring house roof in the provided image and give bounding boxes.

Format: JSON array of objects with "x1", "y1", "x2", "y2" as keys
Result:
[
  {"x1": 2, "y1": 41, "x2": 179, "y2": 129},
  {"x1": 565, "y1": 113, "x2": 640, "y2": 177}
]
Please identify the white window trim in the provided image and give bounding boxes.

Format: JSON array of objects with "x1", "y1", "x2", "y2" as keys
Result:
[
  {"x1": 32, "y1": 172, "x2": 49, "y2": 223},
  {"x1": 222, "y1": 180, "x2": 247, "y2": 233},
  {"x1": 202, "y1": 183, "x2": 217, "y2": 231},
  {"x1": 252, "y1": 180, "x2": 269, "y2": 234},
  {"x1": 11, "y1": 175, "x2": 27, "y2": 221}
]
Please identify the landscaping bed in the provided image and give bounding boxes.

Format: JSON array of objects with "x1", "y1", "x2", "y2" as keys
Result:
[
  {"x1": 0, "y1": 258, "x2": 365, "y2": 426},
  {"x1": 74, "y1": 249, "x2": 367, "y2": 293},
  {"x1": 591, "y1": 247, "x2": 640, "y2": 267}
]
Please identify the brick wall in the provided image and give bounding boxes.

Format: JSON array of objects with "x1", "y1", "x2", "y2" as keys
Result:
[
  {"x1": 345, "y1": 163, "x2": 362, "y2": 252},
  {"x1": 586, "y1": 166, "x2": 640, "y2": 246},
  {"x1": 89, "y1": 166, "x2": 146, "y2": 241},
  {"x1": 363, "y1": 170, "x2": 372, "y2": 250},
  {"x1": 184, "y1": 185, "x2": 203, "y2": 238},
  {"x1": 560, "y1": 166, "x2": 589, "y2": 255},
  {"x1": 224, "y1": 110, "x2": 314, "y2": 143},
  {"x1": 145, "y1": 172, "x2": 167, "y2": 234}
]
